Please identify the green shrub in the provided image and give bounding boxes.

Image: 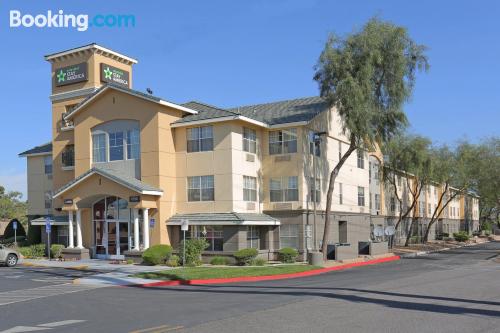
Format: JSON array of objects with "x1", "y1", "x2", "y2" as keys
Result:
[
  {"x1": 179, "y1": 239, "x2": 209, "y2": 266},
  {"x1": 142, "y1": 245, "x2": 173, "y2": 265},
  {"x1": 234, "y1": 248, "x2": 258, "y2": 266},
  {"x1": 29, "y1": 244, "x2": 46, "y2": 258},
  {"x1": 251, "y1": 258, "x2": 266, "y2": 266},
  {"x1": 126, "y1": 259, "x2": 134, "y2": 265},
  {"x1": 0, "y1": 235, "x2": 27, "y2": 246},
  {"x1": 210, "y1": 256, "x2": 230, "y2": 265},
  {"x1": 17, "y1": 246, "x2": 32, "y2": 258},
  {"x1": 50, "y1": 244, "x2": 65, "y2": 258},
  {"x1": 166, "y1": 255, "x2": 180, "y2": 267},
  {"x1": 453, "y1": 231, "x2": 469, "y2": 242},
  {"x1": 279, "y1": 247, "x2": 299, "y2": 263}
]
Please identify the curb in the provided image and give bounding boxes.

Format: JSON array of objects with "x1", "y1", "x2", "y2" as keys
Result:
[
  {"x1": 398, "y1": 240, "x2": 490, "y2": 258},
  {"x1": 131, "y1": 255, "x2": 401, "y2": 287}
]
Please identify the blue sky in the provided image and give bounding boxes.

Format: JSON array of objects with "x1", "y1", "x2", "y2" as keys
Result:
[{"x1": 0, "y1": 0, "x2": 499, "y2": 198}]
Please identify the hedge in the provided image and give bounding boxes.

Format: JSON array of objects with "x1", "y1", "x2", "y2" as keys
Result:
[
  {"x1": 50, "y1": 244, "x2": 65, "y2": 258},
  {"x1": 142, "y1": 245, "x2": 173, "y2": 265},
  {"x1": 278, "y1": 247, "x2": 299, "y2": 263},
  {"x1": 234, "y1": 248, "x2": 258, "y2": 266},
  {"x1": 179, "y1": 239, "x2": 209, "y2": 266}
]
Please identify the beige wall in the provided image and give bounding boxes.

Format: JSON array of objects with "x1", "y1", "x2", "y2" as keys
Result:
[{"x1": 26, "y1": 154, "x2": 53, "y2": 216}]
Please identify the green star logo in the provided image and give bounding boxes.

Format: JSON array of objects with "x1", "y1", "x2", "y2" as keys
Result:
[
  {"x1": 56, "y1": 69, "x2": 66, "y2": 83},
  {"x1": 104, "y1": 67, "x2": 113, "y2": 79}
]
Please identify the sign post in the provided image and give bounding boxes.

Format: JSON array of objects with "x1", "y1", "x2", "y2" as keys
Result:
[
  {"x1": 181, "y1": 219, "x2": 189, "y2": 266},
  {"x1": 13, "y1": 220, "x2": 18, "y2": 247},
  {"x1": 45, "y1": 217, "x2": 51, "y2": 260}
]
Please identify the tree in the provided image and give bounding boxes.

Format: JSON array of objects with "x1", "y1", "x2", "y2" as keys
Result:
[
  {"x1": 0, "y1": 186, "x2": 27, "y2": 226},
  {"x1": 382, "y1": 134, "x2": 432, "y2": 246},
  {"x1": 314, "y1": 18, "x2": 428, "y2": 259}
]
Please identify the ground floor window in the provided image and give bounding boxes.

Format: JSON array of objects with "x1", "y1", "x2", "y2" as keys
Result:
[
  {"x1": 187, "y1": 225, "x2": 223, "y2": 251},
  {"x1": 280, "y1": 224, "x2": 299, "y2": 249},
  {"x1": 246, "y1": 226, "x2": 260, "y2": 249}
]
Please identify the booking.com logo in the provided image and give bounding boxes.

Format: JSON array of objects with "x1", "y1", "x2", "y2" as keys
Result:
[{"x1": 9, "y1": 10, "x2": 135, "y2": 32}]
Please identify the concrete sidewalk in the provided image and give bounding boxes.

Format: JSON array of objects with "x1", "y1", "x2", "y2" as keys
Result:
[{"x1": 21, "y1": 258, "x2": 169, "y2": 286}]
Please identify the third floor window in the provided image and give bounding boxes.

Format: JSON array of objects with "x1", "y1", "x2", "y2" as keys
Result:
[
  {"x1": 187, "y1": 126, "x2": 213, "y2": 152},
  {"x1": 270, "y1": 176, "x2": 298, "y2": 202},
  {"x1": 243, "y1": 127, "x2": 257, "y2": 153},
  {"x1": 269, "y1": 128, "x2": 297, "y2": 155}
]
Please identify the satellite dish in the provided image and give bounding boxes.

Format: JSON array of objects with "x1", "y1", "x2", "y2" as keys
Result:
[
  {"x1": 374, "y1": 226, "x2": 384, "y2": 237},
  {"x1": 385, "y1": 226, "x2": 395, "y2": 236}
]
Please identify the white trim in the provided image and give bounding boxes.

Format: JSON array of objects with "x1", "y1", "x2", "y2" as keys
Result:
[
  {"x1": 64, "y1": 86, "x2": 198, "y2": 121},
  {"x1": 170, "y1": 116, "x2": 239, "y2": 128},
  {"x1": 169, "y1": 220, "x2": 280, "y2": 226},
  {"x1": 49, "y1": 87, "x2": 98, "y2": 102},
  {"x1": 52, "y1": 169, "x2": 163, "y2": 198},
  {"x1": 31, "y1": 220, "x2": 68, "y2": 226},
  {"x1": 60, "y1": 125, "x2": 75, "y2": 132},
  {"x1": 19, "y1": 151, "x2": 51, "y2": 158},
  {"x1": 171, "y1": 116, "x2": 307, "y2": 129},
  {"x1": 45, "y1": 44, "x2": 138, "y2": 64},
  {"x1": 269, "y1": 121, "x2": 308, "y2": 129},
  {"x1": 62, "y1": 166, "x2": 75, "y2": 171}
]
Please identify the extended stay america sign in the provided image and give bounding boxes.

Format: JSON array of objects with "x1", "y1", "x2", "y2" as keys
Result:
[
  {"x1": 100, "y1": 63, "x2": 130, "y2": 87},
  {"x1": 54, "y1": 62, "x2": 88, "y2": 86}
]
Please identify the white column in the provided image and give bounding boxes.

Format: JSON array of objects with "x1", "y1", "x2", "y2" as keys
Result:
[
  {"x1": 68, "y1": 211, "x2": 74, "y2": 248},
  {"x1": 142, "y1": 208, "x2": 150, "y2": 250},
  {"x1": 76, "y1": 209, "x2": 83, "y2": 249},
  {"x1": 133, "y1": 209, "x2": 140, "y2": 251}
]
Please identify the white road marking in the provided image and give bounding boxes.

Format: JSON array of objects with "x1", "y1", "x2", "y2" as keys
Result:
[
  {"x1": 0, "y1": 283, "x2": 104, "y2": 306},
  {"x1": 0, "y1": 320, "x2": 86, "y2": 333},
  {"x1": 4, "y1": 275, "x2": 23, "y2": 279}
]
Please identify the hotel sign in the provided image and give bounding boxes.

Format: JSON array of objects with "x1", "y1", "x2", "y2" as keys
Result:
[
  {"x1": 100, "y1": 63, "x2": 130, "y2": 87},
  {"x1": 54, "y1": 62, "x2": 88, "y2": 86}
]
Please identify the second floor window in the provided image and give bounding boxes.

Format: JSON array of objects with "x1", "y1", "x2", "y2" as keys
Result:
[
  {"x1": 390, "y1": 197, "x2": 396, "y2": 212},
  {"x1": 270, "y1": 176, "x2": 298, "y2": 202},
  {"x1": 339, "y1": 182, "x2": 343, "y2": 205},
  {"x1": 109, "y1": 132, "x2": 124, "y2": 161},
  {"x1": 243, "y1": 176, "x2": 257, "y2": 202},
  {"x1": 187, "y1": 126, "x2": 213, "y2": 152},
  {"x1": 62, "y1": 145, "x2": 75, "y2": 168},
  {"x1": 375, "y1": 194, "x2": 381, "y2": 211},
  {"x1": 188, "y1": 175, "x2": 214, "y2": 201},
  {"x1": 357, "y1": 149, "x2": 364, "y2": 169},
  {"x1": 309, "y1": 177, "x2": 320, "y2": 203},
  {"x1": 308, "y1": 131, "x2": 321, "y2": 157},
  {"x1": 44, "y1": 191, "x2": 52, "y2": 209},
  {"x1": 269, "y1": 128, "x2": 297, "y2": 155},
  {"x1": 358, "y1": 186, "x2": 365, "y2": 206},
  {"x1": 43, "y1": 155, "x2": 52, "y2": 175},
  {"x1": 243, "y1": 127, "x2": 257, "y2": 153},
  {"x1": 126, "y1": 129, "x2": 140, "y2": 160},
  {"x1": 92, "y1": 133, "x2": 106, "y2": 163}
]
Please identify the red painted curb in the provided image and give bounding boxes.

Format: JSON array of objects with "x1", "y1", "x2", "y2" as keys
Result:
[{"x1": 133, "y1": 255, "x2": 400, "y2": 288}]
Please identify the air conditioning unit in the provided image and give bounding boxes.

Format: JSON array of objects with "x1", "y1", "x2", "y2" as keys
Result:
[
  {"x1": 246, "y1": 154, "x2": 255, "y2": 162},
  {"x1": 275, "y1": 155, "x2": 291, "y2": 162},
  {"x1": 273, "y1": 202, "x2": 293, "y2": 210}
]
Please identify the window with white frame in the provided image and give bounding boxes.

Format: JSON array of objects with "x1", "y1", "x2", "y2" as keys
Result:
[
  {"x1": 390, "y1": 197, "x2": 396, "y2": 212},
  {"x1": 375, "y1": 194, "x2": 381, "y2": 211},
  {"x1": 187, "y1": 225, "x2": 223, "y2": 251},
  {"x1": 428, "y1": 203, "x2": 432, "y2": 216},
  {"x1": 269, "y1": 128, "x2": 297, "y2": 155},
  {"x1": 338, "y1": 141, "x2": 342, "y2": 160},
  {"x1": 357, "y1": 149, "x2": 364, "y2": 169},
  {"x1": 270, "y1": 176, "x2": 298, "y2": 202},
  {"x1": 309, "y1": 177, "x2": 320, "y2": 203},
  {"x1": 92, "y1": 133, "x2": 107, "y2": 163},
  {"x1": 109, "y1": 132, "x2": 124, "y2": 161},
  {"x1": 243, "y1": 127, "x2": 257, "y2": 153},
  {"x1": 43, "y1": 156, "x2": 52, "y2": 175},
  {"x1": 188, "y1": 176, "x2": 214, "y2": 201},
  {"x1": 187, "y1": 126, "x2": 213, "y2": 152},
  {"x1": 339, "y1": 182, "x2": 343, "y2": 205},
  {"x1": 126, "y1": 129, "x2": 140, "y2": 160},
  {"x1": 246, "y1": 226, "x2": 260, "y2": 249},
  {"x1": 358, "y1": 187, "x2": 365, "y2": 206},
  {"x1": 243, "y1": 176, "x2": 257, "y2": 202},
  {"x1": 308, "y1": 131, "x2": 320, "y2": 157},
  {"x1": 44, "y1": 191, "x2": 52, "y2": 209},
  {"x1": 280, "y1": 224, "x2": 299, "y2": 249}
]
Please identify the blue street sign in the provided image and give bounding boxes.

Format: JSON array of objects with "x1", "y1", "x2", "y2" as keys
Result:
[
  {"x1": 149, "y1": 218, "x2": 155, "y2": 228},
  {"x1": 45, "y1": 218, "x2": 51, "y2": 233},
  {"x1": 13, "y1": 221, "x2": 17, "y2": 230}
]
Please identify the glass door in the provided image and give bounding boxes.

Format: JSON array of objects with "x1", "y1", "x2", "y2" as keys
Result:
[
  {"x1": 119, "y1": 222, "x2": 129, "y2": 255},
  {"x1": 107, "y1": 222, "x2": 117, "y2": 256}
]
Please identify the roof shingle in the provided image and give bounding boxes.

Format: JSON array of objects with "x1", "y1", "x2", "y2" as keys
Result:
[{"x1": 18, "y1": 142, "x2": 52, "y2": 157}]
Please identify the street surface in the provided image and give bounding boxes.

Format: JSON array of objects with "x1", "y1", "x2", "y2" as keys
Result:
[{"x1": 0, "y1": 242, "x2": 499, "y2": 333}]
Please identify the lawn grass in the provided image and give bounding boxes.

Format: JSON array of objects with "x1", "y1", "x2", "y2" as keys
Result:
[{"x1": 134, "y1": 265, "x2": 321, "y2": 281}]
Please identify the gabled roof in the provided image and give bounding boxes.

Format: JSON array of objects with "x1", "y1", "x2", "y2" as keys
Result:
[
  {"x1": 53, "y1": 166, "x2": 163, "y2": 199},
  {"x1": 63, "y1": 84, "x2": 198, "y2": 121},
  {"x1": 172, "y1": 96, "x2": 329, "y2": 128},
  {"x1": 45, "y1": 43, "x2": 138, "y2": 65},
  {"x1": 18, "y1": 142, "x2": 52, "y2": 157},
  {"x1": 168, "y1": 212, "x2": 280, "y2": 226}
]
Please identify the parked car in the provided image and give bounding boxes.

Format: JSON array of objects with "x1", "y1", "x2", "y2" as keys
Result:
[{"x1": 0, "y1": 244, "x2": 19, "y2": 267}]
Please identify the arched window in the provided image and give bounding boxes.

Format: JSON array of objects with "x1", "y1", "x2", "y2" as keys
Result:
[{"x1": 91, "y1": 120, "x2": 140, "y2": 163}]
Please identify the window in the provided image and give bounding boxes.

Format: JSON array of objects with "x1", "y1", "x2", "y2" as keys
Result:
[
  {"x1": 188, "y1": 225, "x2": 223, "y2": 251},
  {"x1": 280, "y1": 224, "x2": 299, "y2": 249},
  {"x1": 434, "y1": 187, "x2": 437, "y2": 196},
  {"x1": 358, "y1": 187, "x2": 365, "y2": 206},
  {"x1": 397, "y1": 176, "x2": 402, "y2": 187},
  {"x1": 188, "y1": 176, "x2": 214, "y2": 201},
  {"x1": 339, "y1": 221, "x2": 348, "y2": 244},
  {"x1": 270, "y1": 176, "x2": 298, "y2": 202},
  {"x1": 428, "y1": 203, "x2": 432, "y2": 216},
  {"x1": 92, "y1": 133, "x2": 107, "y2": 163},
  {"x1": 269, "y1": 128, "x2": 297, "y2": 155},
  {"x1": 308, "y1": 131, "x2": 320, "y2": 157},
  {"x1": 126, "y1": 129, "x2": 140, "y2": 160},
  {"x1": 43, "y1": 156, "x2": 52, "y2": 175},
  {"x1": 390, "y1": 197, "x2": 396, "y2": 212},
  {"x1": 338, "y1": 141, "x2": 342, "y2": 160},
  {"x1": 309, "y1": 177, "x2": 320, "y2": 203},
  {"x1": 375, "y1": 194, "x2": 381, "y2": 211},
  {"x1": 243, "y1": 127, "x2": 257, "y2": 153},
  {"x1": 187, "y1": 126, "x2": 213, "y2": 152},
  {"x1": 62, "y1": 144, "x2": 74, "y2": 168},
  {"x1": 247, "y1": 226, "x2": 260, "y2": 249},
  {"x1": 243, "y1": 176, "x2": 257, "y2": 202},
  {"x1": 357, "y1": 149, "x2": 364, "y2": 169},
  {"x1": 109, "y1": 132, "x2": 124, "y2": 161},
  {"x1": 339, "y1": 182, "x2": 343, "y2": 205},
  {"x1": 44, "y1": 191, "x2": 52, "y2": 209}
]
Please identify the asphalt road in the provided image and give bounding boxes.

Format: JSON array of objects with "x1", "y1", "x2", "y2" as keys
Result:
[{"x1": 0, "y1": 242, "x2": 499, "y2": 333}]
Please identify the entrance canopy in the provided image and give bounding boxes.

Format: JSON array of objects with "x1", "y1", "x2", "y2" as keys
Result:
[
  {"x1": 52, "y1": 166, "x2": 162, "y2": 210},
  {"x1": 168, "y1": 212, "x2": 280, "y2": 226}
]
